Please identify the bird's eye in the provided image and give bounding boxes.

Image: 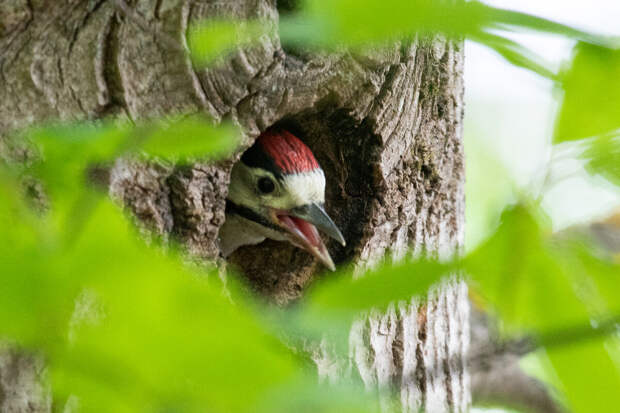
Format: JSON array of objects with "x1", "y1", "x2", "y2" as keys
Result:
[{"x1": 257, "y1": 177, "x2": 275, "y2": 194}]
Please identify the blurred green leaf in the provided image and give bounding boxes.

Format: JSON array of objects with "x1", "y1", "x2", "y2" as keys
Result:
[
  {"x1": 464, "y1": 204, "x2": 591, "y2": 332},
  {"x1": 555, "y1": 43, "x2": 620, "y2": 143},
  {"x1": 295, "y1": 258, "x2": 449, "y2": 345},
  {"x1": 138, "y1": 115, "x2": 241, "y2": 161},
  {"x1": 283, "y1": 0, "x2": 476, "y2": 48},
  {"x1": 471, "y1": 31, "x2": 556, "y2": 79},
  {"x1": 22, "y1": 117, "x2": 240, "y2": 246},
  {"x1": 255, "y1": 380, "x2": 386, "y2": 413},
  {"x1": 61, "y1": 203, "x2": 300, "y2": 412},
  {"x1": 480, "y1": 5, "x2": 611, "y2": 45},
  {"x1": 0, "y1": 175, "x2": 80, "y2": 347},
  {"x1": 466, "y1": 203, "x2": 620, "y2": 412},
  {"x1": 0, "y1": 185, "x2": 301, "y2": 411},
  {"x1": 464, "y1": 120, "x2": 517, "y2": 250},
  {"x1": 280, "y1": 0, "x2": 613, "y2": 82},
  {"x1": 548, "y1": 340, "x2": 620, "y2": 413},
  {"x1": 188, "y1": 19, "x2": 270, "y2": 66},
  {"x1": 4, "y1": 1, "x2": 620, "y2": 410},
  {"x1": 305, "y1": 259, "x2": 447, "y2": 316},
  {"x1": 580, "y1": 134, "x2": 620, "y2": 186},
  {"x1": 27, "y1": 121, "x2": 130, "y2": 198},
  {"x1": 551, "y1": 231, "x2": 620, "y2": 314}
]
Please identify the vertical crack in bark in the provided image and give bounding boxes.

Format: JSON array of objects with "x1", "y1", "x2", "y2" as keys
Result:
[
  {"x1": 102, "y1": 11, "x2": 131, "y2": 119},
  {"x1": 415, "y1": 304, "x2": 428, "y2": 411},
  {"x1": 364, "y1": 316, "x2": 378, "y2": 388},
  {"x1": 368, "y1": 307, "x2": 401, "y2": 411},
  {"x1": 56, "y1": 58, "x2": 64, "y2": 87},
  {"x1": 0, "y1": 0, "x2": 34, "y2": 74},
  {"x1": 68, "y1": 0, "x2": 96, "y2": 56},
  {"x1": 442, "y1": 287, "x2": 454, "y2": 410},
  {"x1": 392, "y1": 307, "x2": 405, "y2": 389},
  {"x1": 154, "y1": 0, "x2": 163, "y2": 20},
  {"x1": 399, "y1": 300, "x2": 420, "y2": 411},
  {"x1": 351, "y1": 317, "x2": 378, "y2": 390},
  {"x1": 94, "y1": 11, "x2": 114, "y2": 110}
]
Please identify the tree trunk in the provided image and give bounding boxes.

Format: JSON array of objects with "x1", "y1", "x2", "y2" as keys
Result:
[{"x1": 0, "y1": 1, "x2": 468, "y2": 412}]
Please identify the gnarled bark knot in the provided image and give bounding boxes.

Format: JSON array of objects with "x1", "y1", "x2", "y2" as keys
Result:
[{"x1": 0, "y1": 0, "x2": 468, "y2": 411}]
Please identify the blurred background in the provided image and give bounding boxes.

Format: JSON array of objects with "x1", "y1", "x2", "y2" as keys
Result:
[
  {"x1": 465, "y1": 0, "x2": 620, "y2": 249},
  {"x1": 467, "y1": 1, "x2": 620, "y2": 411}
]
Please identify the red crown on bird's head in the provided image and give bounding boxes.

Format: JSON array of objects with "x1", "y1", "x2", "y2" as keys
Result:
[{"x1": 255, "y1": 129, "x2": 319, "y2": 174}]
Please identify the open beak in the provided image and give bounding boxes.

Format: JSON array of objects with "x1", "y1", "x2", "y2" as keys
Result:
[{"x1": 272, "y1": 203, "x2": 346, "y2": 271}]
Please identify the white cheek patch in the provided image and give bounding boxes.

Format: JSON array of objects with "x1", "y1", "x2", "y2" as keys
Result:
[
  {"x1": 228, "y1": 161, "x2": 326, "y2": 211},
  {"x1": 281, "y1": 170, "x2": 326, "y2": 206}
]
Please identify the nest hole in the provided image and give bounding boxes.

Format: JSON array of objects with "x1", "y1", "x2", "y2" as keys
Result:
[{"x1": 224, "y1": 102, "x2": 379, "y2": 305}]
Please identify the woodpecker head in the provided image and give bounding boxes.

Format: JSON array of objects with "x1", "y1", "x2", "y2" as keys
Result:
[{"x1": 223, "y1": 128, "x2": 345, "y2": 270}]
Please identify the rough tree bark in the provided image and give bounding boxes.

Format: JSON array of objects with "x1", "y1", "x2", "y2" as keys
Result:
[{"x1": 0, "y1": 1, "x2": 468, "y2": 412}]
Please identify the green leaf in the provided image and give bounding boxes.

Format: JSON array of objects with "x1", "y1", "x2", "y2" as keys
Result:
[
  {"x1": 555, "y1": 43, "x2": 620, "y2": 143},
  {"x1": 549, "y1": 340, "x2": 620, "y2": 413},
  {"x1": 138, "y1": 115, "x2": 241, "y2": 161},
  {"x1": 580, "y1": 134, "x2": 620, "y2": 186},
  {"x1": 305, "y1": 258, "x2": 447, "y2": 315},
  {"x1": 294, "y1": 258, "x2": 449, "y2": 346},
  {"x1": 551, "y1": 230, "x2": 620, "y2": 314},
  {"x1": 280, "y1": 0, "x2": 612, "y2": 82},
  {"x1": 283, "y1": 0, "x2": 476, "y2": 48},
  {"x1": 2, "y1": 157, "x2": 388, "y2": 412},
  {"x1": 256, "y1": 380, "x2": 386, "y2": 413},
  {"x1": 188, "y1": 19, "x2": 270, "y2": 66},
  {"x1": 466, "y1": 203, "x2": 620, "y2": 412},
  {"x1": 464, "y1": 204, "x2": 591, "y2": 332},
  {"x1": 7, "y1": 196, "x2": 299, "y2": 412},
  {"x1": 22, "y1": 117, "x2": 240, "y2": 245},
  {"x1": 471, "y1": 31, "x2": 556, "y2": 79},
  {"x1": 27, "y1": 121, "x2": 130, "y2": 198}
]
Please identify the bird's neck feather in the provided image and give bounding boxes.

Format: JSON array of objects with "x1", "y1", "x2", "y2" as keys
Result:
[{"x1": 219, "y1": 213, "x2": 286, "y2": 256}]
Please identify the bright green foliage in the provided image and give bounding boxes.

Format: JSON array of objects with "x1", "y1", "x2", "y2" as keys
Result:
[
  {"x1": 581, "y1": 134, "x2": 620, "y2": 186},
  {"x1": 40, "y1": 202, "x2": 299, "y2": 413},
  {"x1": 303, "y1": 258, "x2": 446, "y2": 324},
  {"x1": 188, "y1": 19, "x2": 270, "y2": 66},
  {"x1": 465, "y1": 204, "x2": 620, "y2": 413},
  {"x1": 1, "y1": 122, "x2": 300, "y2": 412},
  {"x1": 138, "y1": 115, "x2": 240, "y2": 161},
  {"x1": 4, "y1": 116, "x2": 620, "y2": 412},
  {"x1": 549, "y1": 340, "x2": 620, "y2": 413},
  {"x1": 28, "y1": 116, "x2": 239, "y2": 199},
  {"x1": 277, "y1": 0, "x2": 611, "y2": 77},
  {"x1": 464, "y1": 205, "x2": 592, "y2": 332},
  {"x1": 190, "y1": 0, "x2": 612, "y2": 77},
  {"x1": 286, "y1": 258, "x2": 450, "y2": 350},
  {"x1": 555, "y1": 44, "x2": 620, "y2": 143},
  {"x1": 3, "y1": 1, "x2": 620, "y2": 412},
  {"x1": 281, "y1": 0, "x2": 474, "y2": 46},
  {"x1": 1, "y1": 123, "x2": 396, "y2": 412}
]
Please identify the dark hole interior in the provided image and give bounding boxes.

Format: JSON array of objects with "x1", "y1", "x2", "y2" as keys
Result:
[{"x1": 276, "y1": 0, "x2": 301, "y2": 15}]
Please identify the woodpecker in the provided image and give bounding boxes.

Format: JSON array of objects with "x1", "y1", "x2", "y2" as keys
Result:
[{"x1": 219, "y1": 128, "x2": 346, "y2": 271}]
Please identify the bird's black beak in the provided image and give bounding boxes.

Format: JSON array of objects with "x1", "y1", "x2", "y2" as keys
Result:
[
  {"x1": 290, "y1": 203, "x2": 346, "y2": 247},
  {"x1": 272, "y1": 203, "x2": 345, "y2": 271}
]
